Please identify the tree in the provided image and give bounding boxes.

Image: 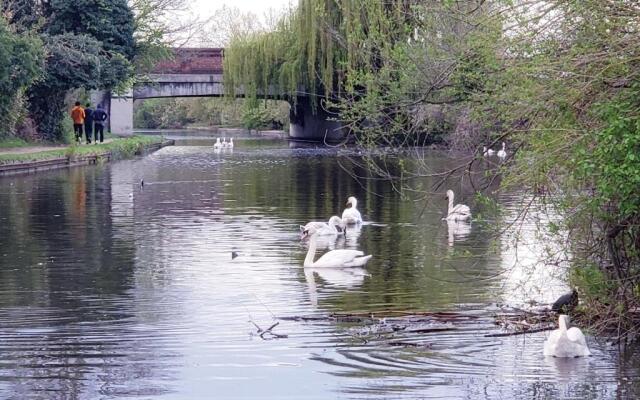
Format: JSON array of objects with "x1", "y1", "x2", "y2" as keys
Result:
[
  {"x1": 6, "y1": 0, "x2": 138, "y2": 140},
  {"x1": 0, "y1": 15, "x2": 43, "y2": 138}
]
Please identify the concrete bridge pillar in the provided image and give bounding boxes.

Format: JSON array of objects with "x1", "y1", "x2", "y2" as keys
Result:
[
  {"x1": 289, "y1": 97, "x2": 345, "y2": 142},
  {"x1": 110, "y1": 90, "x2": 134, "y2": 136}
]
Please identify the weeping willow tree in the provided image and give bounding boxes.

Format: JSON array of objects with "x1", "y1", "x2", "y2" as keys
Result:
[
  {"x1": 223, "y1": 0, "x2": 493, "y2": 145},
  {"x1": 223, "y1": 1, "x2": 415, "y2": 110}
]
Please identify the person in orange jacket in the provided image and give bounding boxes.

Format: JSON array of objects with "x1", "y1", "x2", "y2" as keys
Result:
[{"x1": 70, "y1": 102, "x2": 85, "y2": 143}]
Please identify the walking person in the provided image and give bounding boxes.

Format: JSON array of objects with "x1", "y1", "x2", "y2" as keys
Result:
[
  {"x1": 92, "y1": 104, "x2": 108, "y2": 143},
  {"x1": 70, "y1": 102, "x2": 85, "y2": 143},
  {"x1": 84, "y1": 103, "x2": 94, "y2": 144}
]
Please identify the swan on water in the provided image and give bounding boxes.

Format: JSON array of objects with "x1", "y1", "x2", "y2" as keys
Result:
[
  {"x1": 301, "y1": 226, "x2": 372, "y2": 268},
  {"x1": 213, "y1": 138, "x2": 222, "y2": 149},
  {"x1": 228, "y1": 138, "x2": 234, "y2": 149},
  {"x1": 300, "y1": 216, "x2": 344, "y2": 237},
  {"x1": 497, "y1": 142, "x2": 507, "y2": 159},
  {"x1": 446, "y1": 219, "x2": 471, "y2": 246},
  {"x1": 445, "y1": 190, "x2": 472, "y2": 221},
  {"x1": 483, "y1": 146, "x2": 495, "y2": 157},
  {"x1": 342, "y1": 196, "x2": 363, "y2": 224},
  {"x1": 543, "y1": 315, "x2": 591, "y2": 357}
]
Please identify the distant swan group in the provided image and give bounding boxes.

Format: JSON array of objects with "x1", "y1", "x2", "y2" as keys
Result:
[
  {"x1": 214, "y1": 137, "x2": 234, "y2": 150},
  {"x1": 483, "y1": 142, "x2": 507, "y2": 160}
]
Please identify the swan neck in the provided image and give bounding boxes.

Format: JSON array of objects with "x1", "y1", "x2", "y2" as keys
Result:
[
  {"x1": 351, "y1": 198, "x2": 358, "y2": 209},
  {"x1": 304, "y1": 234, "x2": 317, "y2": 267},
  {"x1": 558, "y1": 315, "x2": 569, "y2": 331},
  {"x1": 447, "y1": 195, "x2": 454, "y2": 214}
]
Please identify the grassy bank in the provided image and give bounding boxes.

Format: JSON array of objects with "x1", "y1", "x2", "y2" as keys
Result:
[
  {"x1": 0, "y1": 135, "x2": 163, "y2": 165},
  {"x1": 0, "y1": 138, "x2": 30, "y2": 149}
]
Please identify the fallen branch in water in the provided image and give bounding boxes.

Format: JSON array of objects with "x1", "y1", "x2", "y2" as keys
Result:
[
  {"x1": 249, "y1": 320, "x2": 289, "y2": 340},
  {"x1": 388, "y1": 341, "x2": 433, "y2": 348},
  {"x1": 406, "y1": 326, "x2": 457, "y2": 334},
  {"x1": 484, "y1": 326, "x2": 555, "y2": 337}
]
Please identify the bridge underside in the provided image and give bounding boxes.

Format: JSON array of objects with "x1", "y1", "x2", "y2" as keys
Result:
[
  {"x1": 134, "y1": 74, "x2": 224, "y2": 98},
  {"x1": 110, "y1": 73, "x2": 346, "y2": 141}
]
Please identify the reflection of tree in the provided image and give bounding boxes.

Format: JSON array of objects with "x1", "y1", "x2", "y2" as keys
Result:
[{"x1": 0, "y1": 165, "x2": 173, "y2": 397}]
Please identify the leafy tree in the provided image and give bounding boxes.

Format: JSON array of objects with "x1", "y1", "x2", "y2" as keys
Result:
[
  {"x1": 44, "y1": 0, "x2": 135, "y2": 59},
  {"x1": 3, "y1": 0, "x2": 138, "y2": 140},
  {"x1": 0, "y1": 16, "x2": 43, "y2": 138}
]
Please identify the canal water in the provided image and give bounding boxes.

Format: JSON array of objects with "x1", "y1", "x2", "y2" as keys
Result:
[{"x1": 0, "y1": 134, "x2": 637, "y2": 399}]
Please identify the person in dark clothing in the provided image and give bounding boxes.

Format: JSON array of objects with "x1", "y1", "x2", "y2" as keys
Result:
[
  {"x1": 84, "y1": 103, "x2": 94, "y2": 144},
  {"x1": 92, "y1": 104, "x2": 108, "y2": 143}
]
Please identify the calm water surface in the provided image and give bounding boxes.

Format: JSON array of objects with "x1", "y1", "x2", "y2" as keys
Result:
[{"x1": 0, "y1": 135, "x2": 638, "y2": 399}]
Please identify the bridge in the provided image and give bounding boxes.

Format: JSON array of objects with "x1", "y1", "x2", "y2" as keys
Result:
[{"x1": 105, "y1": 48, "x2": 343, "y2": 141}]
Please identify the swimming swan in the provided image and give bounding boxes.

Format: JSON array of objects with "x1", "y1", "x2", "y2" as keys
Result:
[
  {"x1": 213, "y1": 138, "x2": 222, "y2": 149},
  {"x1": 228, "y1": 138, "x2": 234, "y2": 149},
  {"x1": 543, "y1": 315, "x2": 591, "y2": 357},
  {"x1": 446, "y1": 219, "x2": 471, "y2": 246},
  {"x1": 301, "y1": 216, "x2": 344, "y2": 237},
  {"x1": 483, "y1": 146, "x2": 495, "y2": 157},
  {"x1": 497, "y1": 142, "x2": 507, "y2": 159},
  {"x1": 445, "y1": 190, "x2": 472, "y2": 221},
  {"x1": 342, "y1": 196, "x2": 363, "y2": 224},
  {"x1": 301, "y1": 226, "x2": 372, "y2": 268}
]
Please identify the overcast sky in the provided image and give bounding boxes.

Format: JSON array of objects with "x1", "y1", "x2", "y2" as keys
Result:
[
  {"x1": 191, "y1": 0, "x2": 294, "y2": 17},
  {"x1": 181, "y1": 0, "x2": 294, "y2": 45}
]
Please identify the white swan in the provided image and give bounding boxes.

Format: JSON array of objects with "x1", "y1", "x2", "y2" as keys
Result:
[
  {"x1": 301, "y1": 226, "x2": 372, "y2": 268},
  {"x1": 213, "y1": 138, "x2": 222, "y2": 149},
  {"x1": 228, "y1": 138, "x2": 234, "y2": 148},
  {"x1": 221, "y1": 137, "x2": 229, "y2": 148},
  {"x1": 543, "y1": 315, "x2": 591, "y2": 357},
  {"x1": 483, "y1": 146, "x2": 495, "y2": 156},
  {"x1": 497, "y1": 142, "x2": 507, "y2": 159},
  {"x1": 446, "y1": 219, "x2": 471, "y2": 246},
  {"x1": 300, "y1": 216, "x2": 344, "y2": 237},
  {"x1": 342, "y1": 196, "x2": 363, "y2": 224},
  {"x1": 445, "y1": 190, "x2": 471, "y2": 221}
]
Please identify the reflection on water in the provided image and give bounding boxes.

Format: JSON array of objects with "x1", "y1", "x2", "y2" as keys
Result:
[
  {"x1": 0, "y1": 134, "x2": 638, "y2": 399},
  {"x1": 446, "y1": 219, "x2": 472, "y2": 247}
]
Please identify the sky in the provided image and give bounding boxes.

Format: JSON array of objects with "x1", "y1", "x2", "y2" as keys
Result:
[
  {"x1": 182, "y1": 0, "x2": 295, "y2": 45},
  {"x1": 191, "y1": 0, "x2": 294, "y2": 17}
]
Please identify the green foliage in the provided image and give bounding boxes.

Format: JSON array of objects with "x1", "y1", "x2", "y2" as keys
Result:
[
  {"x1": 576, "y1": 97, "x2": 640, "y2": 221},
  {"x1": 0, "y1": 17, "x2": 43, "y2": 139},
  {"x1": 462, "y1": 0, "x2": 640, "y2": 325},
  {"x1": 129, "y1": 0, "x2": 182, "y2": 73},
  {"x1": 134, "y1": 97, "x2": 289, "y2": 130},
  {"x1": 2, "y1": 0, "x2": 137, "y2": 141},
  {"x1": 0, "y1": 137, "x2": 29, "y2": 148},
  {"x1": 0, "y1": 135, "x2": 162, "y2": 164},
  {"x1": 44, "y1": 0, "x2": 136, "y2": 59},
  {"x1": 133, "y1": 98, "x2": 193, "y2": 129},
  {"x1": 224, "y1": 1, "x2": 492, "y2": 145},
  {"x1": 570, "y1": 264, "x2": 613, "y2": 304}
]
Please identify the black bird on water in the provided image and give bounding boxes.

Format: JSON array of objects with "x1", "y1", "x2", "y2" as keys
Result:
[{"x1": 551, "y1": 289, "x2": 578, "y2": 313}]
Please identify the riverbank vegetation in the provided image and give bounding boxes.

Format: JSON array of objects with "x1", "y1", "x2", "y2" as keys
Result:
[
  {"x1": 224, "y1": 0, "x2": 640, "y2": 339},
  {"x1": 0, "y1": 135, "x2": 163, "y2": 165},
  {"x1": 0, "y1": 0, "x2": 186, "y2": 142},
  {"x1": 133, "y1": 97, "x2": 289, "y2": 130}
]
